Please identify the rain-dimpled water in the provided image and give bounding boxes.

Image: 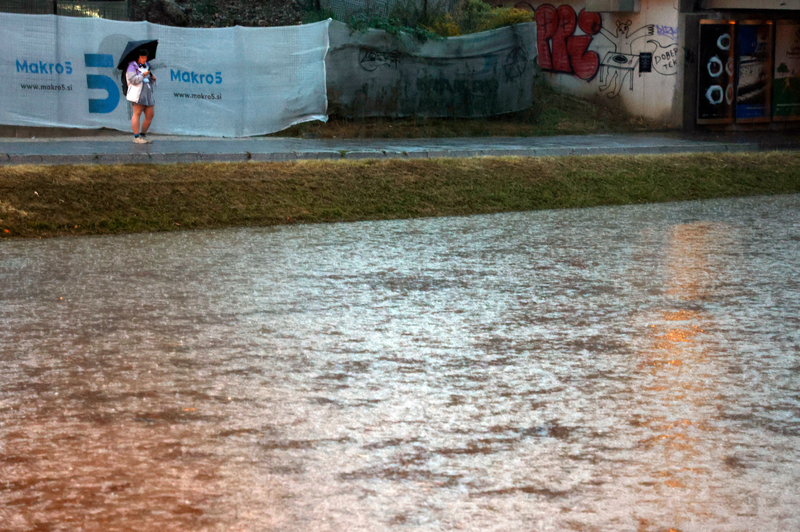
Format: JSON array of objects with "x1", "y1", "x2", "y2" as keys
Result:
[{"x1": 1, "y1": 194, "x2": 799, "y2": 531}]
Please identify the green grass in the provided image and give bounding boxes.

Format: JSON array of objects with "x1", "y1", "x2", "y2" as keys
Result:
[{"x1": 2, "y1": 152, "x2": 799, "y2": 239}]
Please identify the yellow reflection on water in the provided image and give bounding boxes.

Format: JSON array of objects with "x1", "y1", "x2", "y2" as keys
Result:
[{"x1": 627, "y1": 221, "x2": 737, "y2": 529}]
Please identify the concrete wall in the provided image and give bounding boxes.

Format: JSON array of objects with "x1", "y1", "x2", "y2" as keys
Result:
[{"x1": 511, "y1": 0, "x2": 683, "y2": 125}]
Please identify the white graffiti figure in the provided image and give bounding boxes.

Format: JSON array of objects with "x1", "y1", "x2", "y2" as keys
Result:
[{"x1": 597, "y1": 20, "x2": 654, "y2": 98}]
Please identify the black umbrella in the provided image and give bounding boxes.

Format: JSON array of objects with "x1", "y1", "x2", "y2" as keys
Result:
[{"x1": 117, "y1": 39, "x2": 159, "y2": 70}]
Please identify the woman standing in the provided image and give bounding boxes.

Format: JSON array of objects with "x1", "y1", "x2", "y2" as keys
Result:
[{"x1": 126, "y1": 48, "x2": 157, "y2": 144}]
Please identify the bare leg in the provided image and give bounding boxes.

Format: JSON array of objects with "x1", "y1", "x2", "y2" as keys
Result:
[
  {"x1": 140, "y1": 106, "x2": 155, "y2": 135},
  {"x1": 131, "y1": 104, "x2": 145, "y2": 134}
]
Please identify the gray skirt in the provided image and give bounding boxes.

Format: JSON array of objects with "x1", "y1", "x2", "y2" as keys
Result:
[{"x1": 136, "y1": 81, "x2": 155, "y2": 107}]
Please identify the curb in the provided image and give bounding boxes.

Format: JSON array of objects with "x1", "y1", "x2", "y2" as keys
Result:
[{"x1": 0, "y1": 140, "x2": 795, "y2": 166}]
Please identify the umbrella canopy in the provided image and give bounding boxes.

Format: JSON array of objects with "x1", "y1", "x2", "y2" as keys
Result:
[{"x1": 116, "y1": 39, "x2": 159, "y2": 70}]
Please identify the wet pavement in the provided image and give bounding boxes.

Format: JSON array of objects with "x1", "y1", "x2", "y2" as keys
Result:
[
  {"x1": 1, "y1": 131, "x2": 798, "y2": 165},
  {"x1": 1, "y1": 194, "x2": 800, "y2": 531}
]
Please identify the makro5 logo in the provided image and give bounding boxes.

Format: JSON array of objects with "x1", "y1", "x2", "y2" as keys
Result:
[
  {"x1": 16, "y1": 59, "x2": 73, "y2": 75},
  {"x1": 85, "y1": 54, "x2": 119, "y2": 114},
  {"x1": 170, "y1": 69, "x2": 223, "y2": 85},
  {"x1": 17, "y1": 53, "x2": 224, "y2": 114},
  {"x1": 16, "y1": 54, "x2": 120, "y2": 114}
]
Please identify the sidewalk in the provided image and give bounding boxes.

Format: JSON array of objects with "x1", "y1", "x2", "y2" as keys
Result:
[{"x1": 1, "y1": 131, "x2": 798, "y2": 165}]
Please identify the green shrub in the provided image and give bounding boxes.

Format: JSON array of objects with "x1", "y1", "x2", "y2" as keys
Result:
[
  {"x1": 341, "y1": 0, "x2": 533, "y2": 40},
  {"x1": 474, "y1": 6, "x2": 534, "y2": 32},
  {"x1": 347, "y1": 12, "x2": 441, "y2": 40},
  {"x1": 302, "y1": 6, "x2": 336, "y2": 24},
  {"x1": 456, "y1": 0, "x2": 491, "y2": 34},
  {"x1": 422, "y1": 13, "x2": 461, "y2": 37}
]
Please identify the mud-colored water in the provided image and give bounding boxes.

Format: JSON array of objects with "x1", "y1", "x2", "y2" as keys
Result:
[{"x1": 2, "y1": 194, "x2": 799, "y2": 531}]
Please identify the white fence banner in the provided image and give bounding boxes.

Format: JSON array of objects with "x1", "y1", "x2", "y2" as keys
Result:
[{"x1": 0, "y1": 14, "x2": 330, "y2": 136}]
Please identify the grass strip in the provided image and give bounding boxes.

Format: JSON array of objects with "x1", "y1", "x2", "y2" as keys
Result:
[{"x1": 2, "y1": 152, "x2": 799, "y2": 239}]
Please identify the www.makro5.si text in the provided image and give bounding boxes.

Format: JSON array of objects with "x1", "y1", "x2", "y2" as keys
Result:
[{"x1": 173, "y1": 92, "x2": 222, "y2": 100}]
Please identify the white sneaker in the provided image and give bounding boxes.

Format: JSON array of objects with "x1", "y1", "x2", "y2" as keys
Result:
[
  {"x1": 133, "y1": 136, "x2": 147, "y2": 144},
  {"x1": 141, "y1": 135, "x2": 153, "y2": 144}
]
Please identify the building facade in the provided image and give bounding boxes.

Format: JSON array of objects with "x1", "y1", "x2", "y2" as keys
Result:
[
  {"x1": 503, "y1": 0, "x2": 800, "y2": 129},
  {"x1": 681, "y1": 0, "x2": 800, "y2": 129}
]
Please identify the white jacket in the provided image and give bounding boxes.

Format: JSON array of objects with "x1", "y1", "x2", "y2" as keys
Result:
[{"x1": 125, "y1": 62, "x2": 154, "y2": 103}]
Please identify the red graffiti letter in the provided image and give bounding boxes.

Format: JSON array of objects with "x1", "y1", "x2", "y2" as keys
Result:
[
  {"x1": 551, "y1": 5, "x2": 577, "y2": 73},
  {"x1": 577, "y1": 9, "x2": 601, "y2": 36},
  {"x1": 567, "y1": 10, "x2": 601, "y2": 80},
  {"x1": 537, "y1": 5, "x2": 602, "y2": 80},
  {"x1": 566, "y1": 36, "x2": 599, "y2": 80},
  {"x1": 536, "y1": 4, "x2": 557, "y2": 71}
]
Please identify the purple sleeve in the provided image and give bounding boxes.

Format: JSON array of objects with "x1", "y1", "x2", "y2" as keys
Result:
[{"x1": 126, "y1": 61, "x2": 143, "y2": 85}]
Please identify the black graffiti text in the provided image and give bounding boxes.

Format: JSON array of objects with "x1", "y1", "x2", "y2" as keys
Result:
[{"x1": 359, "y1": 48, "x2": 401, "y2": 72}]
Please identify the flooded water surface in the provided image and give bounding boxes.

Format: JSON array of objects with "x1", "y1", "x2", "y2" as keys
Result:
[{"x1": 1, "y1": 194, "x2": 799, "y2": 531}]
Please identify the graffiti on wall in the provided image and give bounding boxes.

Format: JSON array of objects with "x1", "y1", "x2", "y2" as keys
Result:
[
  {"x1": 346, "y1": 43, "x2": 534, "y2": 117},
  {"x1": 415, "y1": 76, "x2": 501, "y2": 116},
  {"x1": 649, "y1": 39, "x2": 679, "y2": 76},
  {"x1": 536, "y1": 4, "x2": 602, "y2": 80},
  {"x1": 534, "y1": 3, "x2": 679, "y2": 99},
  {"x1": 597, "y1": 20, "x2": 654, "y2": 97},
  {"x1": 504, "y1": 46, "x2": 530, "y2": 81},
  {"x1": 359, "y1": 48, "x2": 402, "y2": 71},
  {"x1": 656, "y1": 25, "x2": 678, "y2": 41}
]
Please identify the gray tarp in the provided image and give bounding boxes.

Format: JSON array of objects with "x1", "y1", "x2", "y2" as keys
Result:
[{"x1": 326, "y1": 20, "x2": 538, "y2": 118}]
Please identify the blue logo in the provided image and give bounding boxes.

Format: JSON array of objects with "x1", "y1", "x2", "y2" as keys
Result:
[
  {"x1": 170, "y1": 69, "x2": 223, "y2": 85},
  {"x1": 85, "y1": 54, "x2": 119, "y2": 114},
  {"x1": 16, "y1": 60, "x2": 73, "y2": 74}
]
